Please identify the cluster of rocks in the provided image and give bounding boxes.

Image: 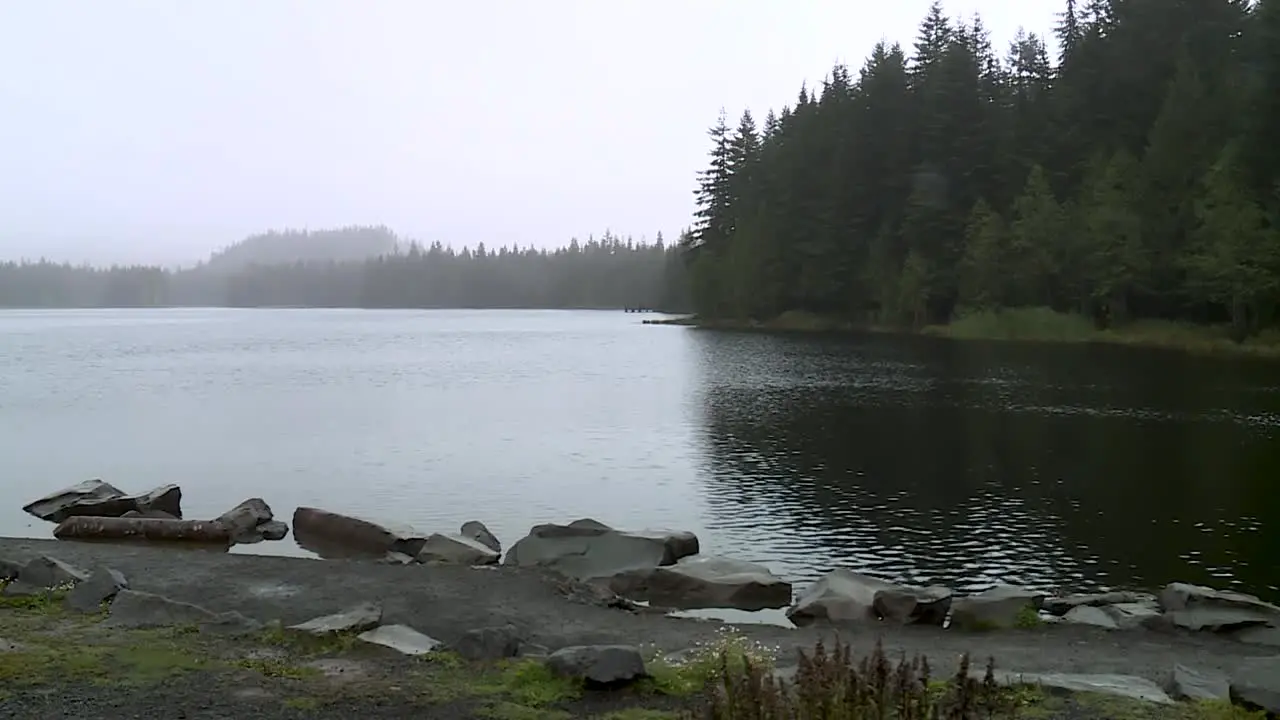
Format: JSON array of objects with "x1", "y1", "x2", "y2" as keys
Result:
[
  {"x1": 290, "y1": 510, "x2": 795, "y2": 613},
  {"x1": 22, "y1": 480, "x2": 289, "y2": 546},
  {"x1": 785, "y1": 569, "x2": 1280, "y2": 645}
]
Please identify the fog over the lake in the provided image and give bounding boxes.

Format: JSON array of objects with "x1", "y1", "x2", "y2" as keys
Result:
[{"x1": 1, "y1": 0, "x2": 1057, "y2": 267}]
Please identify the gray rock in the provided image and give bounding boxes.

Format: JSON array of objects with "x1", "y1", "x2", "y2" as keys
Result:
[
  {"x1": 788, "y1": 569, "x2": 951, "y2": 626},
  {"x1": 217, "y1": 498, "x2": 276, "y2": 543},
  {"x1": 1230, "y1": 656, "x2": 1280, "y2": 714},
  {"x1": 357, "y1": 624, "x2": 442, "y2": 655},
  {"x1": 949, "y1": 586, "x2": 1045, "y2": 631},
  {"x1": 1042, "y1": 591, "x2": 1157, "y2": 616},
  {"x1": 258, "y1": 520, "x2": 290, "y2": 542},
  {"x1": 121, "y1": 509, "x2": 179, "y2": 519},
  {"x1": 200, "y1": 611, "x2": 263, "y2": 636},
  {"x1": 64, "y1": 567, "x2": 128, "y2": 613},
  {"x1": 616, "y1": 555, "x2": 791, "y2": 611},
  {"x1": 1167, "y1": 664, "x2": 1229, "y2": 701},
  {"x1": 0, "y1": 557, "x2": 22, "y2": 581},
  {"x1": 416, "y1": 533, "x2": 500, "y2": 565},
  {"x1": 1102, "y1": 601, "x2": 1162, "y2": 629},
  {"x1": 453, "y1": 624, "x2": 523, "y2": 661},
  {"x1": 461, "y1": 520, "x2": 501, "y2": 554},
  {"x1": 59, "y1": 484, "x2": 183, "y2": 521},
  {"x1": 293, "y1": 506, "x2": 428, "y2": 559},
  {"x1": 104, "y1": 589, "x2": 218, "y2": 628},
  {"x1": 288, "y1": 602, "x2": 383, "y2": 635},
  {"x1": 1062, "y1": 605, "x2": 1119, "y2": 630},
  {"x1": 17, "y1": 555, "x2": 90, "y2": 589},
  {"x1": 1, "y1": 581, "x2": 49, "y2": 598},
  {"x1": 22, "y1": 479, "x2": 127, "y2": 523},
  {"x1": 1164, "y1": 607, "x2": 1277, "y2": 632},
  {"x1": 546, "y1": 645, "x2": 647, "y2": 685},
  {"x1": 987, "y1": 670, "x2": 1172, "y2": 704},
  {"x1": 504, "y1": 519, "x2": 698, "y2": 581},
  {"x1": 378, "y1": 551, "x2": 417, "y2": 565},
  {"x1": 1230, "y1": 624, "x2": 1280, "y2": 648},
  {"x1": 1158, "y1": 582, "x2": 1280, "y2": 632}
]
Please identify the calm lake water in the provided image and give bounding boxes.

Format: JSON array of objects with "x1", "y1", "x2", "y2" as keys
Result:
[{"x1": 1, "y1": 308, "x2": 1276, "y2": 603}]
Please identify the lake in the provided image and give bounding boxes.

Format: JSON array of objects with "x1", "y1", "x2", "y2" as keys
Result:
[{"x1": 1, "y1": 308, "x2": 1276, "y2": 604}]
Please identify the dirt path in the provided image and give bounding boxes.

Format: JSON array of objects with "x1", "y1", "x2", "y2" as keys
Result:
[{"x1": 0, "y1": 537, "x2": 1273, "y2": 719}]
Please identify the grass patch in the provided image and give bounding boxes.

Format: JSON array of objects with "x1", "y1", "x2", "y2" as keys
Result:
[
  {"x1": 234, "y1": 657, "x2": 320, "y2": 680},
  {"x1": 595, "y1": 710, "x2": 683, "y2": 720},
  {"x1": 642, "y1": 628, "x2": 779, "y2": 698},
  {"x1": 0, "y1": 584, "x2": 71, "y2": 613},
  {"x1": 257, "y1": 624, "x2": 361, "y2": 656},
  {"x1": 486, "y1": 659, "x2": 583, "y2": 706},
  {"x1": 928, "y1": 306, "x2": 1280, "y2": 358},
  {"x1": 1014, "y1": 606, "x2": 1043, "y2": 629},
  {"x1": 1020, "y1": 691, "x2": 1271, "y2": 719}
]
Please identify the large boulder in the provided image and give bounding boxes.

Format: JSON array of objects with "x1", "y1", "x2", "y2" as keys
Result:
[
  {"x1": 786, "y1": 570, "x2": 952, "y2": 627},
  {"x1": 614, "y1": 555, "x2": 792, "y2": 611},
  {"x1": 22, "y1": 480, "x2": 125, "y2": 523},
  {"x1": 292, "y1": 507, "x2": 427, "y2": 559},
  {"x1": 503, "y1": 519, "x2": 699, "y2": 581},
  {"x1": 461, "y1": 521, "x2": 501, "y2": 554},
  {"x1": 1157, "y1": 582, "x2": 1280, "y2": 633},
  {"x1": 217, "y1": 498, "x2": 289, "y2": 544},
  {"x1": 22, "y1": 481, "x2": 182, "y2": 523},
  {"x1": 546, "y1": 645, "x2": 647, "y2": 686},
  {"x1": 949, "y1": 586, "x2": 1045, "y2": 631},
  {"x1": 416, "y1": 533, "x2": 500, "y2": 565}
]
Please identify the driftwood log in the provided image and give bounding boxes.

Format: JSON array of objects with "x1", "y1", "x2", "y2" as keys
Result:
[{"x1": 53, "y1": 516, "x2": 232, "y2": 544}]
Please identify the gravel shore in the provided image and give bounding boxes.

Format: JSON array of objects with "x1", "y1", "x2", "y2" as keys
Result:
[{"x1": 0, "y1": 537, "x2": 1274, "y2": 718}]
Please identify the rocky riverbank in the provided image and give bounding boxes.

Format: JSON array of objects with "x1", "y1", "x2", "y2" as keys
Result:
[{"x1": 2, "y1": 538, "x2": 1278, "y2": 718}]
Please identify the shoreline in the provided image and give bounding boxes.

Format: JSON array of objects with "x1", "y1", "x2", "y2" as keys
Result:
[
  {"x1": 647, "y1": 310, "x2": 1280, "y2": 360},
  {"x1": 2, "y1": 535, "x2": 1280, "y2": 712}
]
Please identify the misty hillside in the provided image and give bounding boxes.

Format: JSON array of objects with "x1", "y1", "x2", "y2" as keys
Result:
[{"x1": 201, "y1": 225, "x2": 401, "y2": 272}]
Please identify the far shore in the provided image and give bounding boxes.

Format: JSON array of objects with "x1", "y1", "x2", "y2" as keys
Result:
[{"x1": 646, "y1": 307, "x2": 1280, "y2": 360}]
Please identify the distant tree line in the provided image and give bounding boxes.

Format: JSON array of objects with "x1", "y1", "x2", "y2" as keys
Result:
[
  {"x1": 0, "y1": 228, "x2": 690, "y2": 311},
  {"x1": 685, "y1": 0, "x2": 1280, "y2": 339}
]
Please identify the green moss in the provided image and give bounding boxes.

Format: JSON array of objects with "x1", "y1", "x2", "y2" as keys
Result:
[
  {"x1": 489, "y1": 659, "x2": 583, "y2": 706},
  {"x1": 0, "y1": 586, "x2": 70, "y2": 613},
  {"x1": 1014, "y1": 606, "x2": 1043, "y2": 629},
  {"x1": 474, "y1": 700, "x2": 573, "y2": 720},
  {"x1": 234, "y1": 657, "x2": 320, "y2": 680},
  {"x1": 283, "y1": 696, "x2": 321, "y2": 711},
  {"x1": 257, "y1": 624, "x2": 361, "y2": 656}
]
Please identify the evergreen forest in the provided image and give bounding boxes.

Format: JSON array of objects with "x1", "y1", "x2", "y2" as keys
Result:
[
  {"x1": 685, "y1": 0, "x2": 1280, "y2": 342},
  {"x1": 0, "y1": 228, "x2": 688, "y2": 311}
]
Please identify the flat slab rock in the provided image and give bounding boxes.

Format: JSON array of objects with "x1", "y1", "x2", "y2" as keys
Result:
[
  {"x1": 1168, "y1": 663, "x2": 1230, "y2": 702},
  {"x1": 288, "y1": 602, "x2": 383, "y2": 635},
  {"x1": 619, "y1": 555, "x2": 792, "y2": 612},
  {"x1": 357, "y1": 624, "x2": 442, "y2": 655},
  {"x1": 1231, "y1": 656, "x2": 1280, "y2": 714},
  {"x1": 503, "y1": 519, "x2": 699, "y2": 581},
  {"x1": 949, "y1": 585, "x2": 1045, "y2": 631},
  {"x1": 987, "y1": 670, "x2": 1173, "y2": 704}
]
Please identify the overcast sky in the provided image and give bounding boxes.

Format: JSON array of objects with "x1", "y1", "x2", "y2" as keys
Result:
[{"x1": 1, "y1": 0, "x2": 1058, "y2": 267}]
